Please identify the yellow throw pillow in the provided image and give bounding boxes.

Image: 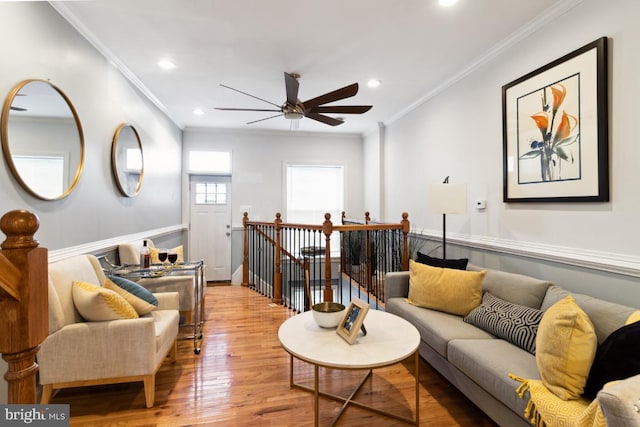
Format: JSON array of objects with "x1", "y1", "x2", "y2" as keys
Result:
[
  {"x1": 149, "y1": 245, "x2": 184, "y2": 264},
  {"x1": 407, "y1": 259, "x2": 485, "y2": 316},
  {"x1": 625, "y1": 311, "x2": 640, "y2": 325},
  {"x1": 72, "y1": 280, "x2": 138, "y2": 321},
  {"x1": 536, "y1": 295, "x2": 597, "y2": 400},
  {"x1": 104, "y1": 278, "x2": 157, "y2": 315}
]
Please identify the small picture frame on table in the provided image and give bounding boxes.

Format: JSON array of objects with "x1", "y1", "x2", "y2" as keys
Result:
[{"x1": 336, "y1": 298, "x2": 370, "y2": 344}]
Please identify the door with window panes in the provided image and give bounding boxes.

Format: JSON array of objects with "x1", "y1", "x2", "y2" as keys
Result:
[{"x1": 189, "y1": 175, "x2": 231, "y2": 281}]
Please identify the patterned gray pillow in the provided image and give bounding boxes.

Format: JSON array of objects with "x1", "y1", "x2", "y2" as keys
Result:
[{"x1": 463, "y1": 292, "x2": 543, "y2": 354}]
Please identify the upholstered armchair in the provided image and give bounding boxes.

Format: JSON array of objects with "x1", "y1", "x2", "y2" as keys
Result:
[{"x1": 39, "y1": 254, "x2": 180, "y2": 408}]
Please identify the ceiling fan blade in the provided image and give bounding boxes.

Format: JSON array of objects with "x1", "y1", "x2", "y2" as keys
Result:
[
  {"x1": 220, "y1": 84, "x2": 281, "y2": 108},
  {"x1": 302, "y1": 83, "x2": 359, "y2": 110},
  {"x1": 310, "y1": 105, "x2": 372, "y2": 114},
  {"x1": 246, "y1": 113, "x2": 283, "y2": 125},
  {"x1": 284, "y1": 72, "x2": 299, "y2": 106},
  {"x1": 10, "y1": 106, "x2": 27, "y2": 112},
  {"x1": 305, "y1": 112, "x2": 344, "y2": 126},
  {"x1": 215, "y1": 107, "x2": 282, "y2": 112}
]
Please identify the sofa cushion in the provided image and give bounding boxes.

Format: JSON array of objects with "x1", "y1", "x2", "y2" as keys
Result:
[
  {"x1": 47, "y1": 277, "x2": 66, "y2": 334},
  {"x1": 408, "y1": 260, "x2": 485, "y2": 316},
  {"x1": 104, "y1": 278, "x2": 157, "y2": 315},
  {"x1": 626, "y1": 311, "x2": 640, "y2": 325},
  {"x1": 583, "y1": 320, "x2": 640, "y2": 398},
  {"x1": 541, "y1": 285, "x2": 636, "y2": 344},
  {"x1": 385, "y1": 298, "x2": 494, "y2": 358},
  {"x1": 416, "y1": 252, "x2": 468, "y2": 270},
  {"x1": 536, "y1": 296, "x2": 597, "y2": 400},
  {"x1": 464, "y1": 292, "x2": 543, "y2": 354},
  {"x1": 467, "y1": 264, "x2": 551, "y2": 309},
  {"x1": 448, "y1": 338, "x2": 539, "y2": 419},
  {"x1": 72, "y1": 280, "x2": 139, "y2": 321},
  {"x1": 109, "y1": 275, "x2": 159, "y2": 307}
]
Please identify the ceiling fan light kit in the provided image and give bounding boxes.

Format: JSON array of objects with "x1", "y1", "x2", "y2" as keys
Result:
[{"x1": 216, "y1": 72, "x2": 372, "y2": 127}]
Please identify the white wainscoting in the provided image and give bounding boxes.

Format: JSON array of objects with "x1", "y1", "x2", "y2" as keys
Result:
[
  {"x1": 418, "y1": 229, "x2": 640, "y2": 278},
  {"x1": 47, "y1": 224, "x2": 188, "y2": 263}
]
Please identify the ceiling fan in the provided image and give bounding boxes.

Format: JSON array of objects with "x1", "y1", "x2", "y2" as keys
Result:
[{"x1": 215, "y1": 72, "x2": 372, "y2": 126}]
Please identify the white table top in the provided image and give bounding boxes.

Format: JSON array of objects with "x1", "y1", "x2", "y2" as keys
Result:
[{"x1": 278, "y1": 309, "x2": 420, "y2": 369}]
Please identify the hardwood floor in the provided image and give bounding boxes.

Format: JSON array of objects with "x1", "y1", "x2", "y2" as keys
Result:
[{"x1": 50, "y1": 285, "x2": 499, "y2": 426}]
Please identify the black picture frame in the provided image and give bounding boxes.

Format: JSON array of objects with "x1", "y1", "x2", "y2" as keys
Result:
[{"x1": 502, "y1": 37, "x2": 609, "y2": 203}]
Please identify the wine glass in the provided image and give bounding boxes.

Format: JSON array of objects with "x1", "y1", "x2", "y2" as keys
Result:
[
  {"x1": 157, "y1": 248, "x2": 168, "y2": 266},
  {"x1": 167, "y1": 249, "x2": 178, "y2": 266}
]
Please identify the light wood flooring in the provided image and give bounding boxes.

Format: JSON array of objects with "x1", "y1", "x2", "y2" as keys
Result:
[{"x1": 49, "y1": 285, "x2": 499, "y2": 426}]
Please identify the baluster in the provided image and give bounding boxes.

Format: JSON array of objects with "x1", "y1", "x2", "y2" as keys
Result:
[{"x1": 242, "y1": 212, "x2": 249, "y2": 286}]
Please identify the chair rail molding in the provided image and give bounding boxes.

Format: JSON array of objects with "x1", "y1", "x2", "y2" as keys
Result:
[
  {"x1": 48, "y1": 224, "x2": 188, "y2": 263},
  {"x1": 418, "y1": 229, "x2": 640, "y2": 278}
]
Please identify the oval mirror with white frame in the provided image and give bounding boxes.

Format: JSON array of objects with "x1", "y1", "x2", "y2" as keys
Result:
[
  {"x1": 1, "y1": 79, "x2": 85, "y2": 201},
  {"x1": 111, "y1": 123, "x2": 144, "y2": 197}
]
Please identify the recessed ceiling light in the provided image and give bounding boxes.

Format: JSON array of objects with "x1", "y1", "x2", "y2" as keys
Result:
[
  {"x1": 367, "y1": 79, "x2": 381, "y2": 88},
  {"x1": 439, "y1": 0, "x2": 458, "y2": 6},
  {"x1": 193, "y1": 108, "x2": 205, "y2": 116},
  {"x1": 158, "y1": 58, "x2": 176, "y2": 70}
]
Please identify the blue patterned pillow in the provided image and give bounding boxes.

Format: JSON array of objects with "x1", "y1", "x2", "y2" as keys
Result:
[
  {"x1": 464, "y1": 292, "x2": 543, "y2": 354},
  {"x1": 108, "y1": 275, "x2": 158, "y2": 307}
]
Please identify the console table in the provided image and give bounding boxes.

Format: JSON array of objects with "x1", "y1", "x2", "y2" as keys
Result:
[
  {"x1": 111, "y1": 260, "x2": 205, "y2": 354},
  {"x1": 278, "y1": 309, "x2": 420, "y2": 426}
]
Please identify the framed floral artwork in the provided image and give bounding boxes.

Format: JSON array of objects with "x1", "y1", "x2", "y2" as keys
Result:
[{"x1": 502, "y1": 37, "x2": 609, "y2": 202}]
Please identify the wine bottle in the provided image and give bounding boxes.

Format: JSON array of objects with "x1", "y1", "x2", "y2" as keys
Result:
[{"x1": 140, "y1": 240, "x2": 150, "y2": 268}]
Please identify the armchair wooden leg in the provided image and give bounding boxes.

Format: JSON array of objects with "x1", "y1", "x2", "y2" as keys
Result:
[
  {"x1": 143, "y1": 375, "x2": 155, "y2": 408},
  {"x1": 40, "y1": 384, "x2": 53, "y2": 404}
]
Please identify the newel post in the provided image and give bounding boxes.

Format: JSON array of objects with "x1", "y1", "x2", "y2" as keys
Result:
[
  {"x1": 242, "y1": 212, "x2": 249, "y2": 287},
  {"x1": 322, "y1": 213, "x2": 334, "y2": 302},
  {"x1": 401, "y1": 212, "x2": 410, "y2": 271},
  {"x1": 273, "y1": 213, "x2": 283, "y2": 304},
  {"x1": 0, "y1": 210, "x2": 48, "y2": 404}
]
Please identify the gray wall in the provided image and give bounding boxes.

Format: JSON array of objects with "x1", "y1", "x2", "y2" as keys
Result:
[
  {"x1": 0, "y1": 3, "x2": 183, "y2": 250},
  {"x1": 182, "y1": 128, "x2": 365, "y2": 273},
  {"x1": 375, "y1": 0, "x2": 640, "y2": 304},
  {"x1": 0, "y1": 3, "x2": 183, "y2": 402}
]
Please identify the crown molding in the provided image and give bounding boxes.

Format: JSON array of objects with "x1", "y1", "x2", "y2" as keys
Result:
[
  {"x1": 385, "y1": 0, "x2": 585, "y2": 127},
  {"x1": 49, "y1": 2, "x2": 183, "y2": 130}
]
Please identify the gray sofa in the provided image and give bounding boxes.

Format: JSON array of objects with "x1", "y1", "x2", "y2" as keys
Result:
[{"x1": 384, "y1": 265, "x2": 640, "y2": 427}]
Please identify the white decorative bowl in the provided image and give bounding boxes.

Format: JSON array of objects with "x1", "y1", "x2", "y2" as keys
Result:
[{"x1": 312, "y1": 302, "x2": 346, "y2": 328}]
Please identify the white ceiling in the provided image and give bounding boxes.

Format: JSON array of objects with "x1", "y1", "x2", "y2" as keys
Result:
[{"x1": 52, "y1": 0, "x2": 569, "y2": 135}]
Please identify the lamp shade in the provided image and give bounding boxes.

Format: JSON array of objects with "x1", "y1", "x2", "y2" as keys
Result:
[{"x1": 428, "y1": 183, "x2": 467, "y2": 214}]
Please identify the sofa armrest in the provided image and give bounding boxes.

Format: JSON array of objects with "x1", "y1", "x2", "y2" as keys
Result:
[
  {"x1": 384, "y1": 271, "x2": 410, "y2": 303},
  {"x1": 597, "y1": 374, "x2": 640, "y2": 426},
  {"x1": 154, "y1": 291, "x2": 180, "y2": 311}
]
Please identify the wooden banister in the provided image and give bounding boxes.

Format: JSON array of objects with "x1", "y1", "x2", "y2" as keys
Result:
[
  {"x1": 0, "y1": 209, "x2": 48, "y2": 404},
  {"x1": 243, "y1": 211, "x2": 410, "y2": 310}
]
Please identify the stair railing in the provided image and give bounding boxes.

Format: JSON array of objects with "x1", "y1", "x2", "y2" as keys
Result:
[{"x1": 243, "y1": 211, "x2": 409, "y2": 312}]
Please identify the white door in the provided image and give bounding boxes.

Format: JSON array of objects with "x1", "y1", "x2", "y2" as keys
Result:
[{"x1": 189, "y1": 175, "x2": 232, "y2": 282}]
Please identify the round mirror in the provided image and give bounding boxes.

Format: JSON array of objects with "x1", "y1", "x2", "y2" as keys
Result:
[
  {"x1": 111, "y1": 123, "x2": 144, "y2": 197},
  {"x1": 1, "y1": 79, "x2": 85, "y2": 201}
]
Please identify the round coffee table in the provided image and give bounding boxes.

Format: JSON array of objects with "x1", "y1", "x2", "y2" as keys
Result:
[{"x1": 278, "y1": 309, "x2": 420, "y2": 426}]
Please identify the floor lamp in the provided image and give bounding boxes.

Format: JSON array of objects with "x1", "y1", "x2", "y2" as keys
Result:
[{"x1": 428, "y1": 178, "x2": 467, "y2": 262}]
